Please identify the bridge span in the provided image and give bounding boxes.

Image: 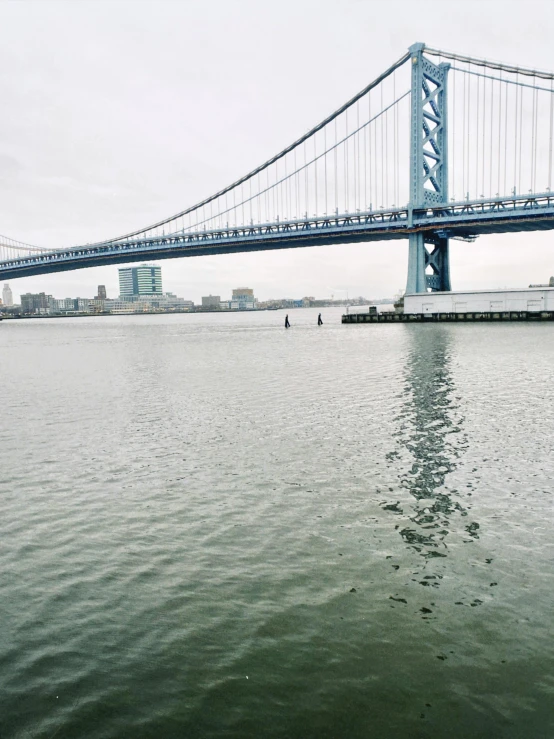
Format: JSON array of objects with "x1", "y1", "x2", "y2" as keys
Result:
[{"x1": 2, "y1": 42, "x2": 554, "y2": 291}]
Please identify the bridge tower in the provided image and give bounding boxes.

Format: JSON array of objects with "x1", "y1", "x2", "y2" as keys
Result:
[{"x1": 406, "y1": 43, "x2": 451, "y2": 294}]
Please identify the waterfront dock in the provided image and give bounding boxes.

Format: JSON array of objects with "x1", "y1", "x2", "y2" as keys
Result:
[{"x1": 342, "y1": 311, "x2": 554, "y2": 324}]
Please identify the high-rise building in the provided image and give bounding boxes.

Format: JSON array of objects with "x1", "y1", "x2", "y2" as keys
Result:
[
  {"x1": 118, "y1": 265, "x2": 162, "y2": 297},
  {"x1": 96, "y1": 285, "x2": 107, "y2": 300},
  {"x1": 2, "y1": 283, "x2": 13, "y2": 307},
  {"x1": 231, "y1": 288, "x2": 255, "y2": 310}
]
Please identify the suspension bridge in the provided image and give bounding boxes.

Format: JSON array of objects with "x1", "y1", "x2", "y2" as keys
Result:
[{"x1": 2, "y1": 42, "x2": 554, "y2": 293}]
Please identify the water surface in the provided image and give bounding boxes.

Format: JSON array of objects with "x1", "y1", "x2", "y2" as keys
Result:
[{"x1": 1, "y1": 309, "x2": 553, "y2": 737}]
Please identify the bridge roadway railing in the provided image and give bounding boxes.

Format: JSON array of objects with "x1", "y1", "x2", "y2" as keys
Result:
[{"x1": 2, "y1": 192, "x2": 554, "y2": 280}]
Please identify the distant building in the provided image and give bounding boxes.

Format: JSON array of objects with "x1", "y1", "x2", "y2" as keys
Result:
[
  {"x1": 2, "y1": 283, "x2": 13, "y2": 307},
  {"x1": 231, "y1": 287, "x2": 255, "y2": 310},
  {"x1": 202, "y1": 295, "x2": 221, "y2": 309},
  {"x1": 20, "y1": 292, "x2": 50, "y2": 314},
  {"x1": 96, "y1": 285, "x2": 107, "y2": 300},
  {"x1": 48, "y1": 297, "x2": 77, "y2": 313},
  {"x1": 530, "y1": 277, "x2": 554, "y2": 288},
  {"x1": 119, "y1": 264, "x2": 162, "y2": 297},
  {"x1": 109, "y1": 294, "x2": 194, "y2": 312}
]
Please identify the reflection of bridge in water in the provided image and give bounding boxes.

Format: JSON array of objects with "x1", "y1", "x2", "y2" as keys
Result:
[
  {"x1": 385, "y1": 326, "x2": 479, "y2": 560},
  {"x1": 3, "y1": 43, "x2": 554, "y2": 291}
]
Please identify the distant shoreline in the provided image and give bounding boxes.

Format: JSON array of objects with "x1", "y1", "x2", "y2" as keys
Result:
[{"x1": 0, "y1": 304, "x2": 384, "y2": 321}]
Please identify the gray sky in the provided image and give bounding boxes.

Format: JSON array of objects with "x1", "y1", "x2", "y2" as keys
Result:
[{"x1": 2, "y1": 0, "x2": 554, "y2": 303}]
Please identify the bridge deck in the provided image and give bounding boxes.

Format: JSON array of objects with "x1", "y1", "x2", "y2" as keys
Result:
[{"x1": 2, "y1": 194, "x2": 554, "y2": 281}]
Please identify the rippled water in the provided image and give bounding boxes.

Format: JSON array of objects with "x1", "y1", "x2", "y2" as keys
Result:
[{"x1": 1, "y1": 308, "x2": 553, "y2": 738}]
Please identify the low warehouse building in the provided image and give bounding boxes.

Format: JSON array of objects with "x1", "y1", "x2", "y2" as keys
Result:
[{"x1": 404, "y1": 288, "x2": 554, "y2": 315}]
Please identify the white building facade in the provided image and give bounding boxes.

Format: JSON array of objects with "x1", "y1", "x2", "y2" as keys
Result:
[{"x1": 404, "y1": 288, "x2": 554, "y2": 314}]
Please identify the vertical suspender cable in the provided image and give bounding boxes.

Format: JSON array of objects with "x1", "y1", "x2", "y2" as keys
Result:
[
  {"x1": 462, "y1": 69, "x2": 466, "y2": 198},
  {"x1": 314, "y1": 134, "x2": 318, "y2": 216},
  {"x1": 481, "y1": 70, "x2": 486, "y2": 197},
  {"x1": 497, "y1": 70, "x2": 502, "y2": 194},
  {"x1": 394, "y1": 70, "x2": 400, "y2": 207},
  {"x1": 364, "y1": 93, "x2": 368, "y2": 208},
  {"x1": 284, "y1": 155, "x2": 292, "y2": 221},
  {"x1": 514, "y1": 75, "x2": 519, "y2": 194},
  {"x1": 265, "y1": 169, "x2": 269, "y2": 222},
  {"x1": 358, "y1": 100, "x2": 362, "y2": 209},
  {"x1": 548, "y1": 80, "x2": 554, "y2": 192},
  {"x1": 345, "y1": 110, "x2": 349, "y2": 210},
  {"x1": 281, "y1": 160, "x2": 285, "y2": 222},
  {"x1": 385, "y1": 106, "x2": 388, "y2": 207},
  {"x1": 504, "y1": 81, "x2": 509, "y2": 195},
  {"x1": 368, "y1": 91, "x2": 372, "y2": 208},
  {"x1": 489, "y1": 76, "x2": 494, "y2": 198},
  {"x1": 283, "y1": 161, "x2": 287, "y2": 219},
  {"x1": 374, "y1": 102, "x2": 378, "y2": 207},
  {"x1": 394, "y1": 92, "x2": 398, "y2": 205},
  {"x1": 304, "y1": 140, "x2": 308, "y2": 217},
  {"x1": 294, "y1": 148, "x2": 298, "y2": 218},
  {"x1": 352, "y1": 113, "x2": 356, "y2": 211},
  {"x1": 240, "y1": 183, "x2": 244, "y2": 226},
  {"x1": 324, "y1": 126, "x2": 328, "y2": 214},
  {"x1": 272, "y1": 161, "x2": 276, "y2": 220},
  {"x1": 518, "y1": 83, "x2": 523, "y2": 195},
  {"x1": 530, "y1": 82, "x2": 536, "y2": 192},
  {"x1": 467, "y1": 68, "x2": 471, "y2": 198},
  {"x1": 379, "y1": 82, "x2": 385, "y2": 208},
  {"x1": 476, "y1": 73, "x2": 480, "y2": 196},
  {"x1": 533, "y1": 84, "x2": 539, "y2": 192},
  {"x1": 334, "y1": 118, "x2": 338, "y2": 213},
  {"x1": 452, "y1": 69, "x2": 456, "y2": 198},
  {"x1": 355, "y1": 101, "x2": 360, "y2": 211},
  {"x1": 275, "y1": 160, "x2": 279, "y2": 220},
  {"x1": 395, "y1": 78, "x2": 399, "y2": 205}
]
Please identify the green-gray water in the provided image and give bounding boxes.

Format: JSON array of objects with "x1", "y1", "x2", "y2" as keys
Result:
[{"x1": 1, "y1": 309, "x2": 553, "y2": 738}]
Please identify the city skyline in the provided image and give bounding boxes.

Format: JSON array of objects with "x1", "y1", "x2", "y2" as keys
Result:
[{"x1": 3, "y1": 277, "x2": 380, "y2": 315}]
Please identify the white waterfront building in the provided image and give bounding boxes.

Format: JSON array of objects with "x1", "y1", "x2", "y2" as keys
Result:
[{"x1": 404, "y1": 288, "x2": 554, "y2": 315}]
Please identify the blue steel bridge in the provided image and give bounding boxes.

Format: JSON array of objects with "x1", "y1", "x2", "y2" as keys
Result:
[{"x1": 2, "y1": 42, "x2": 554, "y2": 293}]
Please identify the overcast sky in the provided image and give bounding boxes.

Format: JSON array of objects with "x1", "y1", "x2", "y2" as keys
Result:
[{"x1": 1, "y1": 0, "x2": 554, "y2": 303}]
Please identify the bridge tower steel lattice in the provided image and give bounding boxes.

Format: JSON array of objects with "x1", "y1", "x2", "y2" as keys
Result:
[{"x1": 406, "y1": 43, "x2": 451, "y2": 294}]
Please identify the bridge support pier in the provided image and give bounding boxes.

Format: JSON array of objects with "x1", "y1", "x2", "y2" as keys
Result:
[{"x1": 407, "y1": 233, "x2": 451, "y2": 293}]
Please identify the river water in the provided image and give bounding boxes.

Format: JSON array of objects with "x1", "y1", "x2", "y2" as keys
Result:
[{"x1": 0, "y1": 308, "x2": 553, "y2": 738}]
